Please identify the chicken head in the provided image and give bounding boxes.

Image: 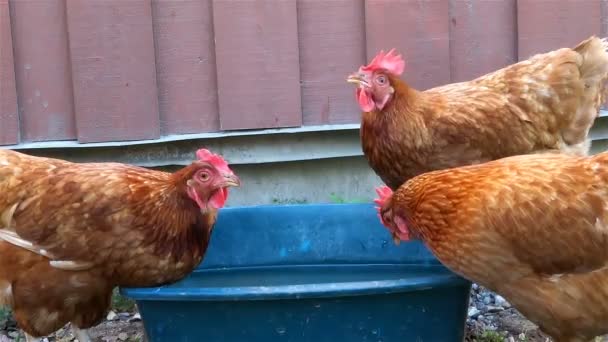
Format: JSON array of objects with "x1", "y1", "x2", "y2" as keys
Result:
[
  {"x1": 347, "y1": 49, "x2": 405, "y2": 112},
  {"x1": 375, "y1": 185, "x2": 410, "y2": 244},
  {"x1": 186, "y1": 148, "x2": 241, "y2": 212}
]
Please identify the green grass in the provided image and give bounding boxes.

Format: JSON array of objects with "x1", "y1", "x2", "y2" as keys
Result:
[
  {"x1": 111, "y1": 288, "x2": 136, "y2": 312},
  {"x1": 328, "y1": 193, "x2": 369, "y2": 204},
  {"x1": 0, "y1": 306, "x2": 10, "y2": 322},
  {"x1": 0, "y1": 306, "x2": 14, "y2": 336},
  {"x1": 475, "y1": 330, "x2": 505, "y2": 342},
  {"x1": 271, "y1": 197, "x2": 308, "y2": 205},
  {"x1": 269, "y1": 194, "x2": 372, "y2": 205}
]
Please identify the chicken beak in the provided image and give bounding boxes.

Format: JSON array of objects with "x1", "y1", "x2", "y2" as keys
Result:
[
  {"x1": 346, "y1": 73, "x2": 370, "y2": 87},
  {"x1": 222, "y1": 173, "x2": 241, "y2": 188}
]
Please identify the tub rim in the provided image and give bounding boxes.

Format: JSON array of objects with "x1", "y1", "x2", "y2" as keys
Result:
[{"x1": 120, "y1": 263, "x2": 471, "y2": 302}]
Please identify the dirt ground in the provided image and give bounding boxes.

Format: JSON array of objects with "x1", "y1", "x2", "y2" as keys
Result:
[{"x1": 1, "y1": 311, "x2": 144, "y2": 342}]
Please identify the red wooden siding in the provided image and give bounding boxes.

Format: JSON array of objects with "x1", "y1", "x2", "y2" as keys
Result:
[
  {"x1": 365, "y1": 0, "x2": 451, "y2": 90},
  {"x1": 213, "y1": 0, "x2": 302, "y2": 130},
  {"x1": 151, "y1": 0, "x2": 219, "y2": 135},
  {"x1": 297, "y1": 0, "x2": 366, "y2": 125},
  {"x1": 1, "y1": 0, "x2": 608, "y2": 145},
  {"x1": 10, "y1": 0, "x2": 76, "y2": 141},
  {"x1": 66, "y1": 0, "x2": 160, "y2": 143},
  {"x1": 0, "y1": 0, "x2": 18, "y2": 145},
  {"x1": 604, "y1": 0, "x2": 608, "y2": 38},
  {"x1": 449, "y1": 0, "x2": 517, "y2": 82},
  {"x1": 517, "y1": 0, "x2": 601, "y2": 59}
]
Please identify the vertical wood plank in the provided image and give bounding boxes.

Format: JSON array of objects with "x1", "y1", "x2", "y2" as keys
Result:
[
  {"x1": 517, "y1": 0, "x2": 601, "y2": 59},
  {"x1": 66, "y1": 0, "x2": 160, "y2": 143},
  {"x1": 297, "y1": 0, "x2": 365, "y2": 125},
  {"x1": 449, "y1": 0, "x2": 517, "y2": 82},
  {"x1": 0, "y1": 0, "x2": 18, "y2": 145},
  {"x1": 602, "y1": 0, "x2": 608, "y2": 109},
  {"x1": 151, "y1": 0, "x2": 219, "y2": 135},
  {"x1": 365, "y1": 0, "x2": 450, "y2": 90},
  {"x1": 602, "y1": 0, "x2": 608, "y2": 40},
  {"x1": 9, "y1": 0, "x2": 76, "y2": 142},
  {"x1": 213, "y1": 0, "x2": 302, "y2": 130}
]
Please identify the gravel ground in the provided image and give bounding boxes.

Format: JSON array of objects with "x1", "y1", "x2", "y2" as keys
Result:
[
  {"x1": 0, "y1": 310, "x2": 144, "y2": 342},
  {"x1": 464, "y1": 284, "x2": 550, "y2": 342},
  {"x1": 464, "y1": 284, "x2": 608, "y2": 342}
]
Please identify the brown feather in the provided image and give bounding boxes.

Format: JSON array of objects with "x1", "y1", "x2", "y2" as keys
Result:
[
  {"x1": 0, "y1": 148, "x2": 231, "y2": 336},
  {"x1": 360, "y1": 36, "x2": 608, "y2": 190},
  {"x1": 385, "y1": 151, "x2": 608, "y2": 341}
]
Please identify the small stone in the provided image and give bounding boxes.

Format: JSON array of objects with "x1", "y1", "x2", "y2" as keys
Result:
[
  {"x1": 118, "y1": 313, "x2": 131, "y2": 319},
  {"x1": 118, "y1": 332, "x2": 129, "y2": 341},
  {"x1": 128, "y1": 312, "x2": 141, "y2": 322},
  {"x1": 494, "y1": 295, "x2": 510, "y2": 308},
  {"x1": 472, "y1": 284, "x2": 479, "y2": 291},
  {"x1": 507, "y1": 337, "x2": 515, "y2": 342},
  {"x1": 55, "y1": 327, "x2": 66, "y2": 336},
  {"x1": 0, "y1": 335, "x2": 11, "y2": 342},
  {"x1": 483, "y1": 296, "x2": 491, "y2": 305},
  {"x1": 518, "y1": 333, "x2": 526, "y2": 340},
  {"x1": 477, "y1": 315, "x2": 484, "y2": 321},
  {"x1": 106, "y1": 310, "x2": 118, "y2": 321},
  {"x1": 486, "y1": 305, "x2": 504, "y2": 313},
  {"x1": 8, "y1": 331, "x2": 18, "y2": 338},
  {"x1": 467, "y1": 307, "x2": 480, "y2": 318}
]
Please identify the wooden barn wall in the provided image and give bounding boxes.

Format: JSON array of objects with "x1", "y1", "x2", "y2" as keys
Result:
[{"x1": 0, "y1": 0, "x2": 606, "y2": 145}]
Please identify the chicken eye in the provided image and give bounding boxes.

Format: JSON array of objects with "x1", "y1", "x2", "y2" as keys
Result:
[
  {"x1": 198, "y1": 172, "x2": 210, "y2": 181},
  {"x1": 376, "y1": 75, "x2": 387, "y2": 85}
]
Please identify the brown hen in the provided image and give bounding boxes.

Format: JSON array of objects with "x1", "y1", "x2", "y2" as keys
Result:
[
  {"x1": 378, "y1": 151, "x2": 608, "y2": 342},
  {"x1": 348, "y1": 36, "x2": 608, "y2": 190},
  {"x1": 0, "y1": 148, "x2": 240, "y2": 342}
]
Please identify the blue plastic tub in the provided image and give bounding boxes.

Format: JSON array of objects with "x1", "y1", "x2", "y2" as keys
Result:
[{"x1": 121, "y1": 203, "x2": 471, "y2": 342}]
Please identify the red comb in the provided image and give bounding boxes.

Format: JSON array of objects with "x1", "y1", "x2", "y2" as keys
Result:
[
  {"x1": 373, "y1": 185, "x2": 410, "y2": 242},
  {"x1": 196, "y1": 148, "x2": 232, "y2": 173},
  {"x1": 360, "y1": 49, "x2": 405, "y2": 76},
  {"x1": 374, "y1": 185, "x2": 394, "y2": 227},
  {"x1": 374, "y1": 185, "x2": 393, "y2": 207}
]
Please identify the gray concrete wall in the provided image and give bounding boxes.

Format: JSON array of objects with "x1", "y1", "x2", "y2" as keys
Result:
[
  {"x1": 9, "y1": 125, "x2": 382, "y2": 207},
  {"x1": 7, "y1": 110, "x2": 608, "y2": 207},
  {"x1": 164, "y1": 156, "x2": 381, "y2": 206}
]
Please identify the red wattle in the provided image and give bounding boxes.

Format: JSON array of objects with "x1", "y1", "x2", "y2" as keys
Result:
[
  {"x1": 209, "y1": 188, "x2": 229, "y2": 209},
  {"x1": 356, "y1": 88, "x2": 375, "y2": 112}
]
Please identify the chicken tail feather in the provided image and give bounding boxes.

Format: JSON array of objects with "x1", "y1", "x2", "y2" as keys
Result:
[
  {"x1": 0, "y1": 229, "x2": 56, "y2": 259},
  {"x1": 0, "y1": 203, "x2": 18, "y2": 228},
  {"x1": 0, "y1": 230, "x2": 94, "y2": 271},
  {"x1": 560, "y1": 36, "x2": 608, "y2": 147},
  {"x1": 50, "y1": 260, "x2": 95, "y2": 271},
  {"x1": 573, "y1": 36, "x2": 608, "y2": 84},
  {"x1": 574, "y1": 36, "x2": 608, "y2": 108}
]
